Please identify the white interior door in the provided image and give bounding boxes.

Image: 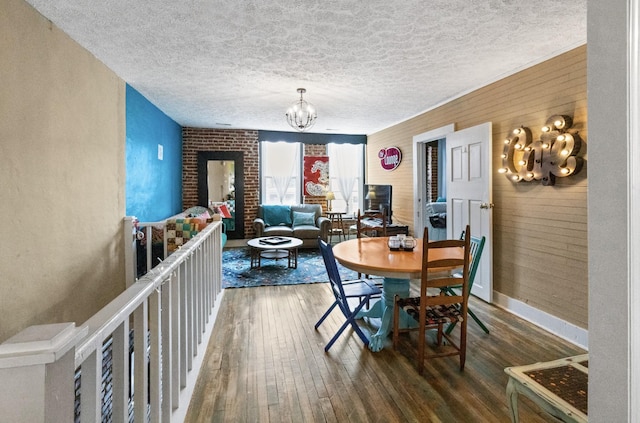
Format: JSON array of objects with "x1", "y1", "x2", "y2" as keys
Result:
[{"x1": 446, "y1": 122, "x2": 493, "y2": 303}]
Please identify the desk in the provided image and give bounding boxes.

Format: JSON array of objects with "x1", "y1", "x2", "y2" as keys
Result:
[
  {"x1": 331, "y1": 237, "x2": 463, "y2": 351},
  {"x1": 504, "y1": 354, "x2": 588, "y2": 423},
  {"x1": 326, "y1": 211, "x2": 346, "y2": 242}
]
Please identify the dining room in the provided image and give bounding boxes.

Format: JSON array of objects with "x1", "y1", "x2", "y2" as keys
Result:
[{"x1": 186, "y1": 229, "x2": 588, "y2": 422}]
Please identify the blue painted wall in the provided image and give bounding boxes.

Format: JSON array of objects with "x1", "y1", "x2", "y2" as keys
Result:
[{"x1": 125, "y1": 85, "x2": 183, "y2": 221}]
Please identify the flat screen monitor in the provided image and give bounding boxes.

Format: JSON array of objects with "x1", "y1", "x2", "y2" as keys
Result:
[{"x1": 363, "y1": 184, "x2": 392, "y2": 223}]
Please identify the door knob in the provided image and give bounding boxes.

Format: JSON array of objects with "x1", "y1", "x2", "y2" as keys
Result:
[{"x1": 480, "y1": 202, "x2": 494, "y2": 209}]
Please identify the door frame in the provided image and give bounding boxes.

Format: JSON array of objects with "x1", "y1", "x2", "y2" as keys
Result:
[{"x1": 413, "y1": 124, "x2": 455, "y2": 237}]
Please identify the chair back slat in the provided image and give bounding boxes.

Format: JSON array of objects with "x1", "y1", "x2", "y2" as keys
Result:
[
  {"x1": 356, "y1": 209, "x2": 387, "y2": 238},
  {"x1": 425, "y1": 276, "x2": 466, "y2": 289},
  {"x1": 429, "y1": 238, "x2": 464, "y2": 248}
]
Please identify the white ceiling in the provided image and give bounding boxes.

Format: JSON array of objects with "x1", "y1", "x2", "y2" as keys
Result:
[{"x1": 24, "y1": 0, "x2": 586, "y2": 135}]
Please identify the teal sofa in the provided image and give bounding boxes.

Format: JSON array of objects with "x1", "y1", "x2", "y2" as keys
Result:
[{"x1": 253, "y1": 204, "x2": 330, "y2": 248}]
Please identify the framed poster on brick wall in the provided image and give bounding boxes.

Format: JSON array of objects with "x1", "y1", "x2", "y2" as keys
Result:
[{"x1": 303, "y1": 156, "x2": 328, "y2": 196}]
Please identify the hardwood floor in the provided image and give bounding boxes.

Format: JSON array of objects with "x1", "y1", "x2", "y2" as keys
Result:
[{"x1": 185, "y1": 283, "x2": 586, "y2": 422}]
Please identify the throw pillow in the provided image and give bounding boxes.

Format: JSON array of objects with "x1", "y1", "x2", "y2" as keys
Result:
[
  {"x1": 263, "y1": 205, "x2": 292, "y2": 227},
  {"x1": 184, "y1": 206, "x2": 210, "y2": 217},
  {"x1": 292, "y1": 211, "x2": 316, "y2": 227},
  {"x1": 217, "y1": 204, "x2": 232, "y2": 218}
]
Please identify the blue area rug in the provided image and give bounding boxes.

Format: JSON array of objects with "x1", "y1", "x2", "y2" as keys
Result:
[{"x1": 222, "y1": 247, "x2": 358, "y2": 289}]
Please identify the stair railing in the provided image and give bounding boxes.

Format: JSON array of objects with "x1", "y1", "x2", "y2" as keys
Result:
[{"x1": 0, "y1": 217, "x2": 224, "y2": 422}]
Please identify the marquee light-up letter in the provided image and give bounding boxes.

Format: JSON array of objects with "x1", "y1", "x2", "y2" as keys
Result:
[
  {"x1": 500, "y1": 115, "x2": 584, "y2": 186},
  {"x1": 540, "y1": 115, "x2": 583, "y2": 185}
]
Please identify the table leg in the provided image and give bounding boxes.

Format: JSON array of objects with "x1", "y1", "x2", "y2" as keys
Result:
[
  {"x1": 250, "y1": 247, "x2": 260, "y2": 269},
  {"x1": 359, "y1": 277, "x2": 417, "y2": 352},
  {"x1": 506, "y1": 378, "x2": 520, "y2": 423},
  {"x1": 288, "y1": 248, "x2": 298, "y2": 269}
]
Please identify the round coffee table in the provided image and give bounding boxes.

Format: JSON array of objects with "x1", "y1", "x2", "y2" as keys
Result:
[{"x1": 247, "y1": 236, "x2": 303, "y2": 269}]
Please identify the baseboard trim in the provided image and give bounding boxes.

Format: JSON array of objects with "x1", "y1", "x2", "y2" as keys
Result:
[{"x1": 493, "y1": 291, "x2": 588, "y2": 350}]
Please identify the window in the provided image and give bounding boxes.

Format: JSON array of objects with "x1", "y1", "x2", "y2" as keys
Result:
[
  {"x1": 327, "y1": 143, "x2": 364, "y2": 215},
  {"x1": 261, "y1": 141, "x2": 301, "y2": 204}
]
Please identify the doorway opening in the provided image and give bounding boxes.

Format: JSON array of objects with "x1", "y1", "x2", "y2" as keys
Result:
[
  {"x1": 412, "y1": 124, "x2": 454, "y2": 238},
  {"x1": 424, "y1": 139, "x2": 447, "y2": 240}
]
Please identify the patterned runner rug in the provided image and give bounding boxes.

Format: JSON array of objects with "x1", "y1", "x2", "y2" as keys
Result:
[{"x1": 222, "y1": 247, "x2": 358, "y2": 289}]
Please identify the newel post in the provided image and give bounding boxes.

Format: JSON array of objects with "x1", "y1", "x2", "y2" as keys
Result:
[
  {"x1": 0, "y1": 323, "x2": 88, "y2": 422},
  {"x1": 124, "y1": 216, "x2": 137, "y2": 288}
]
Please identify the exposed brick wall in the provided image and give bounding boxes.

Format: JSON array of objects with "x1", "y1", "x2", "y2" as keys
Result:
[
  {"x1": 182, "y1": 128, "x2": 259, "y2": 238},
  {"x1": 428, "y1": 142, "x2": 439, "y2": 202},
  {"x1": 182, "y1": 129, "x2": 332, "y2": 237},
  {"x1": 305, "y1": 196, "x2": 327, "y2": 209},
  {"x1": 304, "y1": 144, "x2": 326, "y2": 156}
]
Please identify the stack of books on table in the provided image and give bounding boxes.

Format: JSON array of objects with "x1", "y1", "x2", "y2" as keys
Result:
[{"x1": 259, "y1": 237, "x2": 289, "y2": 245}]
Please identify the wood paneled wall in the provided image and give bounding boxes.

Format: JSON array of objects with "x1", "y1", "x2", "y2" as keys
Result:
[{"x1": 367, "y1": 46, "x2": 588, "y2": 328}]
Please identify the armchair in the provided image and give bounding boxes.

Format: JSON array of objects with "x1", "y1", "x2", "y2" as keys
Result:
[{"x1": 425, "y1": 201, "x2": 447, "y2": 240}]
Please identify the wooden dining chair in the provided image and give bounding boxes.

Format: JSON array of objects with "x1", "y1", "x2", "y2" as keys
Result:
[
  {"x1": 315, "y1": 238, "x2": 382, "y2": 352},
  {"x1": 356, "y1": 209, "x2": 387, "y2": 238},
  {"x1": 355, "y1": 208, "x2": 388, "y2": 282},
  {"x1": 392, "y1": 225, "x2": 471, "y2": 374},
  {"x1": 443, "y1": 231, "x2": 488, "y2": 334}
]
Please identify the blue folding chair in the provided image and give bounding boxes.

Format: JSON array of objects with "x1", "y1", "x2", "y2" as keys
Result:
[{"x1": 315, "y1": 238, "x2": 382, "y2": 352}]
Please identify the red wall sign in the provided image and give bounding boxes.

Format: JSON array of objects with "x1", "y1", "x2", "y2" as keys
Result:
[{"x1": 378, "y1": 147, "x2": 402, "y2": 171}]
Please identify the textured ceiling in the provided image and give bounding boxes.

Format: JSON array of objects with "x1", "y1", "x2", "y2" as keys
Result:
[{"x1": 24, "y1": 0, "x2": 586, "y2": 135}]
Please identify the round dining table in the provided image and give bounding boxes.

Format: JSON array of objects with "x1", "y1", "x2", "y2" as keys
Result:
[{"x1": 331, "y1": 236, "x2": 464, "y2": 352}]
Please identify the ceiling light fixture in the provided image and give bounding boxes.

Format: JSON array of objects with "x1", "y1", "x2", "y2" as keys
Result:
[{"x1": 285, "y1": 88, "x2": 317, "y2": 132}]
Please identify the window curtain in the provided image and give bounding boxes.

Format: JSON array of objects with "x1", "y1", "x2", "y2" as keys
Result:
[
  {"x1": 264, "y1": 142, "x2": 299, "y2": 204},
  {"x1": 329, "y1": 143, "x2": 363, "y2": 214},
  {"x1": 258, "y1": 130, "x2": 366, "y2": 145}
]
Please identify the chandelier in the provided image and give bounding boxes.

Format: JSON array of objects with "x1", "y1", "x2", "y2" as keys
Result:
[{"x1": 285, "y1": 88, "x2": 317, "y2": 132}]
